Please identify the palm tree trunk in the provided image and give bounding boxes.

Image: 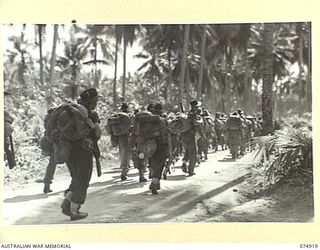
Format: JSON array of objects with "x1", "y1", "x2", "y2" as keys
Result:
[
  {"x1": 261, "y1": 23, "x2": 274, "y2": 135},
  {"x1": 122, "y1": 37, "x2": 127, "y2": 101},
  {"x1": 224, "y1": 42, "x2": 231, "y2": 113},
  {"x1": 113, "y1": 31, "x2": 119, "y2": 111},
  {"x1": 298, "y1": 23, "x2": 304, "y2": 116},
  {"x1": 49, "y1": 24, "x2": 58, "y2": 86},
  {"x1": 185, "y1": 65, "x2": 191, "y2": 105},
  {"x1": 244, "y1": 45, "x2": 250, "y2": 112},
  {"x1": 38, "y1": 24, "x2": 44, "y2": 85},
  {"x1": 179, "y1": 24, "x2": 190, "y2": 107},
  {"x1": 167, "y1": 48, "x2": 172, "y2": 103},
  {"x1": 306, "y1": 23, "x2": 312, "y2": 112},
  {"x1": 197, "y1": 25, "x2": 207, "y2": 101},
  {"x1": 94, "y1": 39, "x2": 99, "y2": 87}
]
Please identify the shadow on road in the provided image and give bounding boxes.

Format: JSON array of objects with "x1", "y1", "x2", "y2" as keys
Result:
[{"x1": 4, "y1": 191, "x2": 64, "y2": 203}]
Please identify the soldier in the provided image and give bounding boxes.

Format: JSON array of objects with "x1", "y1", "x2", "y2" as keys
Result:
[
  {"x1": 225, "y1": 112, "x2": 242, "y2": 159},
  {"x1": 129, "y1": 108, "x2": 148, "y2": 183},
  {"x1": 197, "y1": 109, "x2": 214, "y2": 161},
  {"x1": 107, "y1": 102, "x2": 132, "y2": 181},
  {"x1": 147, "y1": 103, "x2": 172, "y2": 194},
  {"x1": 4, "y1": 90, "x2": 16, "y2": 169},
  {"x1": 214, "y1": 112, "x2": 226, "y2": 151},
  {"x1": 237, "y1": 109, "x2": 247, "y2": 155},
  {"x1": 181, "y1": 100, "x2": 203, "y2": 176},
  {"x1": 61, "y1": 88, "x2": 101, "y2": 221}
]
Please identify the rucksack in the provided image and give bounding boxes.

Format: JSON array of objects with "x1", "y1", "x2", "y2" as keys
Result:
[
  {"x1": 107, "y1": 112, "x2": 131, "y2": 136},
  {"x1": 227, "y1": 115, "x2": 242, "y2": 130},
  {"x1": 43, "y1": 102, "x2": 95, "y2": 164},
  {"x1": 168, "y1": 113, "x2": 192, "y2": 134},
  {"x1": 135, "y1": 113, "x2": 164, "y2": 139}
]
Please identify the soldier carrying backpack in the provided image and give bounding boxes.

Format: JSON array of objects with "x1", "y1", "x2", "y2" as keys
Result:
[
  {"x1": 131, "y1": 103, "x2": 172, "y2": 194},
  {"x1": 107, "y1": 102, "x2": 132, "y2": 181},
  {"x1": 56, "y1": 88, "x2": 102, "y2": 221}
]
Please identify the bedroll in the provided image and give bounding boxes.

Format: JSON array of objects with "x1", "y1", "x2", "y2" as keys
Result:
[
  {"x1": 45, "y1": 102, "x2": 95, "y2": 164},
  {"x1": 107, "y1": 112, "x2": 131, "y2": 136}
]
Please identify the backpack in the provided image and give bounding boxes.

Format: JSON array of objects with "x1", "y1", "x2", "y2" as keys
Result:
[
  {"x1": 134, "y1": 112, "x2": 165, "y2": 139},
  {"x1": 107, "y1": 112, "x2": 131, "y2": 136},
  {"x1": 214, "y1": 118, "x2": 224, "y2": 130},
  {"x1": 44, "y1": 102, "x2": 95, "y2": 164},
  {"x1": 227, "y1": 115, "x2": 242, "y2": 131}
]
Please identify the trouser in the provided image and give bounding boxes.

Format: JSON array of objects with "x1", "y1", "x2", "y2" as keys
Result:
[
  {"x1": 131, "y1": 146, "x2": 147, "y2": 177},
  {"x1": 118, "y1": 134, "x2": 131, "y2": 176},
  {"x1": 240, "y1": 129, "x2": 247, "y2": 154},
  {"x1": 43, "y1": 151, "x2": 57, "y2": 184},
  {"x1": 44, "y1": 151, "x2": 72, "y2": 185},
  {"x1": 149, "y1": 143, "x2": 169, "y2": 180},
  {"x1": 197, "y1": 137, "x2": 209, "y2": 159},
  {"x1": 66, "y1": 140, "x2": 93, "y2": 204},
  {"x1": 181, "y1": 130, "x2": 197, "y2": 174},
  {"x1": 228, "y1": 130, "x2": 241, "y2": 158}
]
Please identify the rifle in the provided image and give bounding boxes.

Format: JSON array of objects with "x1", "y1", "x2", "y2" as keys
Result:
[
  {"x1": 162, "y1": 147, "x2": 178, "y2": 180},
  {"x1": 93, "y1": 140, "x2": 102, "y2": 177},
  {"x1": 179, "y1": 102, "x2": 184, "y2": 114}
]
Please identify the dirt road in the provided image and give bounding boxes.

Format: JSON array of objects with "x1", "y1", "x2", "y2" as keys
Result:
[{"x1": 2, "y1": 149, "x2": 313, "y2": 225}]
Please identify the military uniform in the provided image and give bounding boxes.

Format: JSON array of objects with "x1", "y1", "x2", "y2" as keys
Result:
[
  {"x1": 130, "y1": 110, "x2": 149, "y2": 182},
  {"x1": 4, "y1": 91, "x2": 16, "y2": 169},
  {"x1": 146, "y1": 103, "x2": 171, "y2": 194},
  {"x1": 238, "y1": 110, "x2": 247, "y2": 155},
  {"x1": 226, "y1": 112, "x2": 242, "y2": 159},
  {"x1": 181, "y1": 101, "x2": 203, "y2": 176},
  {"x1": 61, "y1": 88, "x2": 101, "y2": 221}
]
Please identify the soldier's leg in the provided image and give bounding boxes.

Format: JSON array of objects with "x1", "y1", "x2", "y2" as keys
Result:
[
  {"x1": 204, "y1": 139, "x2": 209, "y2": 160},
  {"x1": 65, "y1": 142, "x2": 93, "y2": 220},
  {"x1": 43, "y1": 151, "x2": 56, "y2": 193},
  {"x1": 182, "y1": 148, "x2": 188, "y2": 173},
  {"x1": 132, "y1": 149, "x2": 147, "y2": 182},
  {"x1": 188, "y1": 137, "x2": 197, "y2": 176},
  {"x1": 149, "y1": 143, "x2": 168, "y2": 194},
  {"x1": 118, "y1": 135, "x2": 130, "y2": 180}
]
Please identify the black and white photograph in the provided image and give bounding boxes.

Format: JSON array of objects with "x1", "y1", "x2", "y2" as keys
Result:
[{"x1": 2, "y1": 22, "x2": 313, "y2": 226}]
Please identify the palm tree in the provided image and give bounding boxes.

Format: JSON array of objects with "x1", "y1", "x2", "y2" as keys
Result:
[
  {"x1": 118, "y1": 25, "x2": 138, "y2": 101},
  {"x1": 261, "y1": 23, "x2": 274, "y2": 135},
  {"x1": 56, "y1": 30, "x2": 88, "y2": 99},
  {"x1": 82, "y1": 25, "x2": 113, "y2": 87},
  {"x1": 36, "y1": 24, "x2": 45, "y2": 86},
  {"x1": 48, "y1": 24, "x2": 59, "y2": 86},
  {"x1": 6, "y1": 24, "x2": 31, "y2": 86},
  {"x1": 113, "y1": 25, "x2": 121, "y2": 111},
  {"x1": 179, "y1": 24, "x2": 190, "y2": 107},
  {"x1": 197, "y1": 24, "x2": 207, "y2": 101}
]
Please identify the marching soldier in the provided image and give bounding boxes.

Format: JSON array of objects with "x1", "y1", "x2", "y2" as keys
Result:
[
  {"x1": 107, "y1": 103, "x2": 132, "y2": 181},
  {"x1": 147, "y1": 103, "x2": 172, "y2": 194},
  {"x1": 181, "y1": 100, "x2": 203, "y2": 176},
  {"x1": 61, "y1": 88, "x2": 102, "y2": 221},
  {"x1": 4, "y1": 90, "x2": 16, "y2": 169},
  {"x1": 225, "y1": 112, "x2": 242, "y2": 159}
]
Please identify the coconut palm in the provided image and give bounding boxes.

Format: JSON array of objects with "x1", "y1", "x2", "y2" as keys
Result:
[
  {"x1": 82, "y1": 25, "x2": 113, "y2": 87},
  {"x1": 56, "y1": 34, "x2": 88, "y2": 99}
]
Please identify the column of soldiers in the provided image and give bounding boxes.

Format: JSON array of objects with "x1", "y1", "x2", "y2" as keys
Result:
[{"x1": 4, "y1": 86, "x2": 264, "y2": 221}]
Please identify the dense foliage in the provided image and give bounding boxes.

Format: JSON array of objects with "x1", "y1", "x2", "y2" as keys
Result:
[{"x1": 3, "y1": 23, "x2": 312, "y2": 190}]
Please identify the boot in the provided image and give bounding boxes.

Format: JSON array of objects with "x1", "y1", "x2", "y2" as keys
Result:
[
  {"x1": 149, "y1": 178, "x2": 160, "y2": 194},
  {"x1": 70, "y1": 202, "x2": 88, "y2": 221},
  {"x1": 120, "y1": 168, "x2": 128, "y2": 181},
  {"x1": 139, "y1": 169, "x2": 147, "y2": 182},
  {"x1": 43, "y1": 183, "x2": 52, "y2": 194},
  {"x1": 61, "y1": 191, "x2": 72, "y2": 216},
  {"x1": 181, "y1": 162, "x2": 187, "y2": 173}
]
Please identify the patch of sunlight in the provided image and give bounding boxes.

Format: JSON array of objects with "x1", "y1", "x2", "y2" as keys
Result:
[{"x1": 147, "y1": 213, "x2": 167, "y2": 219}]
